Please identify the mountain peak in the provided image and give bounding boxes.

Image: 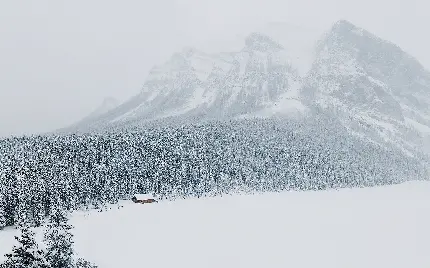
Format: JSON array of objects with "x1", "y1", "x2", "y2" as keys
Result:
[
  {"x1": 62, "y1": 21, "x2": 430, "y2": 165},
  {"x1": 315, "y1": 20, "x2": 368, "y2": 53},
  {"x1": 245, "y1": 32, "x2": 283, "y2": 52},
  {"x1": 90, "y1": 97, "x2": 119, "y2": 118},
  {"x1": 328, "y1": 19, "x2": 366, "y2": 37},
  {"x1": 180, "y1": 46, "x2": 200, "y2": 58},
  {"x1": 333, "y1": 20, "x2": 356, "y2": 30}
]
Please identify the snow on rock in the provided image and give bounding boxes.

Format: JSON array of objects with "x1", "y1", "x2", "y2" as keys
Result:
[
  {"x1": 254, "y1": 80, "x2": 308, "y2": 117},
  {"x1": 406, "y1": 117, "x2": 430, "y2": 135},
  {"x1": 305, "y1": 19, "x2": 430, "y2": 159},
  {"x1": 235, "y1": 52, "x2": 251, "y2": 77},
  {"x1": 61, "y1": 20, "x2": 430, "y2": 163},
  {"x1": 69, "y1": 97, "x2": 120, "y2": 127}
]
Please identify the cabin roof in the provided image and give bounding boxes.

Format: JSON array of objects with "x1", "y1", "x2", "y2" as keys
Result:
[{"x1": 133, "y1": 194, "x2": 155, "y2": 200}]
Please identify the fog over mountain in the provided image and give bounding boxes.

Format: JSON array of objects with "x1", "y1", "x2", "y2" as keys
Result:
[
  {"x1": 2, "y1": 0, "x2": 430, "y2": 138},
  {"x1": 67, "y1": 20, "x2": 430, "y2": 161},
  {"x1": 1, "y1": 4, "x2": 430, "y2": 268}
]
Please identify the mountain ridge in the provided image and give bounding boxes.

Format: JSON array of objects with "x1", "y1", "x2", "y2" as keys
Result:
[
  {"x1": 61, "y1": 20, "x2": 430, "y2": 161},
  {"x1": 305, "y1": 19, "x2": 430, "y2": 156}
]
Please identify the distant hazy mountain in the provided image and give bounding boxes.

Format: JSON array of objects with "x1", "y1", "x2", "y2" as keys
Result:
[
  {"x1": 65, "y1": 20, "x2": 430, "y2": 160},
  {"x1": 66, "y1": 32, "x2": 312, "y2": 129},
  {"x1": 68, "y1": 97, "x2": 119, "y2": 130},
  {"x1": 89, "y1": 97, "x2": 119, "y2": 118},
  {"x1": 304, "y1": 20, "x2": 430, "y2": 156}
]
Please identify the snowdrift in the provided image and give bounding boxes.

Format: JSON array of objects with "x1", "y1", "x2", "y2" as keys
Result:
[{"x1": 1, "y1": 181, "x2": 430, "y2": 268}]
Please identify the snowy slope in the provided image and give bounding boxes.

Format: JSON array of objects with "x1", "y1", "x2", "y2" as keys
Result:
[
  {"x1": 1, "y1": 181, "x2": 430, "y2": 268},
  {"x1": 88, "y1": 97, "x2": 119, "y2": 119},
  {"x1": 305, "y1": 20, "x2": 430, "y2": 156},
  {"x1": 64, "y1": 30, "x2": 309, "y2": 132},
  {"x1": 127, "y1": 35, "x2": 303, "y2": 121},
  {"x1": 61, "y1": 20, "x2": 430, "y2": 161},
  {"x1": 65, "y1": 97, "x2": 120, "y2": 131}
]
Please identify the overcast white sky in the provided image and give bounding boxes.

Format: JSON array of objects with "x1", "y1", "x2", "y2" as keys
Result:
[{"x1": 0, "y1": 0, "x2": 428, "y2": 137}]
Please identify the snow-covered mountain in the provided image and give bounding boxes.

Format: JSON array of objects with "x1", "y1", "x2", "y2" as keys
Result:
[
  {"x1": 87, "y1": 97, "x2": 119, "y2": 119},
  {"x1": 69, "y1": 33, "x2": 307, "y2": 129},
  {"x1": 65, "y1": 20, "x2": 430, "y2": 159},
  {"x1": 66, "y1": 97, "x2": 119, "y2": 130},
  {"x1": 304, "y1": 20, "x2": 430, "y2": 156}
]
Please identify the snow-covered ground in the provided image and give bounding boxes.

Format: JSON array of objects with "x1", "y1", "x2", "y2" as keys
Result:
[{"x1": 1, "y1": 181, "x2": 430, "y2": 268}]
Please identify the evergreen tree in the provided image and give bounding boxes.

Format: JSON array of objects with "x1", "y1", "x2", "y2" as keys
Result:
[
  {"x1": 0, "y1": 206, "x2": 6, "y2": 230},
  {"x1": 0, "y1": 118, "x2": 427, "y2": 225},
  {"x1": 0, "y1": 189, "x2": 6, "y2": 229},
  {"x1": 14, "y1": 174, "x2": 33, "y2": 228},
  {"x1": 0, "y1": 178, "x2": 5, "y2": 229},
  {"x1": 75, "y1": 258, "x2": 98, "y2": 268},
  {"x1": 43, "y1": 207, "x2": 75, "y2": 268},
  {"x1": 0, "y1": 227, "x2": 47, "y2": 268}
]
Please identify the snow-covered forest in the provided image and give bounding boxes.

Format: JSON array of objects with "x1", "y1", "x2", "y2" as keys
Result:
[
  {"x1": 1, "y1": 118, "x2": 427, "y2": 229},
  {"x1": 0, "y1": 206, "x2": 98, "y2": 268}
]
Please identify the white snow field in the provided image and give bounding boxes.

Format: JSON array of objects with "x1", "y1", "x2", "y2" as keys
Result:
[{"x1": 1, "y1": 181, "x2": 430, "y2": 268}]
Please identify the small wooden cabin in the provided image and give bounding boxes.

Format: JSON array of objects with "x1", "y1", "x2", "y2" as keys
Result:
[{"x1": 132, "y1": 194, "x2": 158, "y2": 204}]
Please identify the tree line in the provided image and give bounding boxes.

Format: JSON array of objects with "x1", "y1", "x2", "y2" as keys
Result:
[{"x1": 0, "y1": 117, "x2": 428, "y2": 229}]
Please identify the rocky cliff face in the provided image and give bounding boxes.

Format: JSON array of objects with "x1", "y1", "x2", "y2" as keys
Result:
[
  {"x1": 72, "y1": 32, "x2": 306, "y2": 128},
  {"x1": 66, "y1": 20, "x2": 430, "y2": 160},
  {"x1": 304, "y1": 20, "x2": 430, "y2": 156}
]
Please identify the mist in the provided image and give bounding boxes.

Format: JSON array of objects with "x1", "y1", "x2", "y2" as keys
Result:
[{"x1": 0, "y1": 0, "x2": 428, "y2": 137}]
